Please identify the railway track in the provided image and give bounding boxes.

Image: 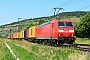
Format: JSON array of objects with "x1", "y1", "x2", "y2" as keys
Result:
[
  {"x1": 58, "y1": 43, "x2": 90, "y2": 52},
  {"x1": 31, "y1": 40, "x2": 90, "y2": 52},
  {"x1": 12, "y1": 39, "x2": 90, "y2": 52},
  {"x1": 73, "y1": 44, "x2": 90, "y2": 52},
  {"x1": 41, "y1": 42, "x2": 90, "y2": 52}
]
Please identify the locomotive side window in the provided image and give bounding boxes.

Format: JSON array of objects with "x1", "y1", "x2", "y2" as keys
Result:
[
  {"x1": 65, "y1": 22, "x2": 72, "y2": 27},
  {"x1": 58, "y1": 22, "x2": 65, "y2": 27},
  {"x1": 52, "y1": 23, "x2": 54, "y2": 28}
]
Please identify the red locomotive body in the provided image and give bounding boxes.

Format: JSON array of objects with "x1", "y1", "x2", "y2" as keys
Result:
[{"x1": 36, "y1": 19, "x2": 76, "y2": 44}]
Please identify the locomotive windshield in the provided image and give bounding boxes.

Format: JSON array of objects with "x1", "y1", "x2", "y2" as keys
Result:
[
  {"x1": 65, "y1": 22, "x2": 72, "y2": 27},
  {"x1": 58, "y1": 22, "x2": 72, "y2": 27},
  {"x1": 58, "y1": 22, "x2": 65, "y2": 27}
]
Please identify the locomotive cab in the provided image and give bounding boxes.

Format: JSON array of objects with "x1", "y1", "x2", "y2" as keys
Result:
[{"x1": 52, "y1": 19, "x2": 76, "y2": 44}]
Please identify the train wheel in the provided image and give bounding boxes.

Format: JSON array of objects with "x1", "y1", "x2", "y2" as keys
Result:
[
  {"x1": 56, "y1": 40, "x2": 60, "y2": 46},
  {"x1": 44, "y1": 40, "x2": 48, "y2": 45},
  {"x1": 50, "y1": 40, "x2": 54, "y2": 46},
  {"x1": 67, "y1": 40, "x2": 73, "y2": 44},
  {"x1": 56, "y1": 40, "x2": 64, "y2": 46}
]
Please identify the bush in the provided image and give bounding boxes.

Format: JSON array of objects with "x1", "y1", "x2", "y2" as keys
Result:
[{"x1": 75, "y1": 11, "x2": 90, "y2": 38}]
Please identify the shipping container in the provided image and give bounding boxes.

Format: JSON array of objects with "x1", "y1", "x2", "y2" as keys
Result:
[
  {"x1": 24, "y1": 30, "x2": 27, "y2": 39},
  {"x1": 16, "y1": 32, "x2": 18, "y2": 38},
  {"x1": 27, "y1": 26, "x2": 36, "y2": 38},
  {"x1": 20, "y1": 30, "x2": 24, "y2": 38},
  {"x1": 15, "y1": 33, "x2": 17, "y2": 38},
  {"x1": 17, "y1": 32, "x2": 19, "y2": 38},
  {"x1": 26, "y1": 29, "x2": 29, "y2": 38},
  {"x1": 12, "y1": 34, "x2": 14, "y2": 39},
  {"x1": 19, "y1": 33, "x2": 20, "y2": 38},
  {"x1": 7, "y1": 36, "x2": 10, "y2": 39},
  {"x1": 13, "y1": 33, "x2": 17, "y2": 39},
  {"x1": 12, "y1": 34, "x2": 15, "y2": 39}
]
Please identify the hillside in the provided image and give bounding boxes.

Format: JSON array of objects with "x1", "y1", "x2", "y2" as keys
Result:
[{"x1": 0, "y1": 11, "x2": 87, "y2": 38}]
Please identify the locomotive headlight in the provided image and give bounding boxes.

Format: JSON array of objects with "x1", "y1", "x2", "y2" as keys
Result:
[
  {"x1": 58, "y1": 30, "x2": 64, "y2": 32},
  {"x1": 69, "y1": 30, "x2": 74, "y2": 32}
]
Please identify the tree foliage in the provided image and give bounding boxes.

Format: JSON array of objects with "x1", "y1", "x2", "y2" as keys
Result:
[
  {"x1": 0, "y1": 35, "x2": 4, "y2": 38},
  {"x1": 38, "y1": 20, "x2": 48, "y2": 25},
  {"x1": 75, "y1": 11, "x2": 90, "y2": 38},
  {"x1": 25, "y1": 23, "x2": 35, "y2": 30},
  {"x1": 25, "y1": 19, "x2": 48, "y2": 30}
]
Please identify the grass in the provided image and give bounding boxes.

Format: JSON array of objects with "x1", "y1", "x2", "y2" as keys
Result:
[
  {"x1": 75, "y1": 38, "x2": 90, "y2": 45},
  {"x1": 70, "y1": 18, "x2": 80, "y2": 23},
  {"x1": 86, "y1": 54, "x2": 90, "y2": 60},
  {"x1": 7, "y1": 41, "x2": 46, "y2": 60},
  {"x1": 0, "y1": 38, "x2": 16, "y2": 60},
  {"x1": 6, "y1": 39, "x2": 89, "y2": 60},
  {"x1": 61, "y1": 17, "x2": 80, "y2": 24}
]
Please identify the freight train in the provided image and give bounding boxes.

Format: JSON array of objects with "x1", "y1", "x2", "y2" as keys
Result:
[{"x1": 7, "y1": 19, "x2": 76, "y2": 45}]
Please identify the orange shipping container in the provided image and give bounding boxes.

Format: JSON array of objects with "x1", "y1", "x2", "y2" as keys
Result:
[
  {"x1": 18, "y1": 32, "x2": 20, "y2": 38},
  {"x1": 20, "y1": 30, "x2": 24, "y2": 38},
  {"x1": 15, "y1": 33, "x2": 17, "y2": 38},
  {"x1": 27, "y1": 29, "x2": 29, "y2": 38},
  {"x1": 16, "y1": 32, "x2": 18, "y2": 38},
  {"x1": 14, "y1": 32, "x2": 18, "y2": 39},
  {"x1": 7, "y1": 36, "x2": 10, "y2": 39},
  {"x1": 13, "y1": 33, "x2": 17, "y2": 39},
  {"x1": 12, "y1": 34, "x2": 16, "y2": 39},
  {"x1": 16, "y1": 32, "x2": 19, "y2": 38},
  {"x1": 27, "y1": 26, "x2": 36, "y2": 38},
  {"x1": 13, "y1": 33, "x2": 15, "y2": 38}
]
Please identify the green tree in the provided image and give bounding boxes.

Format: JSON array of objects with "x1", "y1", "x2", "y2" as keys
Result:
[
  {"x1": 75, "y1": 11, "x2": 90, "y2": 38},
  {"x1": 26, "y1": 23, "x2": 35, "y2": 30},
  {"x1": 38, "y1": 20, "x2": 47, "y2": 25}
]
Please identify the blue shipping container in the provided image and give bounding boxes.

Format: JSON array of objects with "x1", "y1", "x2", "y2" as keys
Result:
[{"x1": 24, "y1": 30, "x2": 27, "y2": 39}]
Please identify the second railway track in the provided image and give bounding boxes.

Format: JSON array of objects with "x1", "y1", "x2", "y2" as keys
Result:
[{"x1": 73, "y1": 44, "x2": 90, "y2": 52}]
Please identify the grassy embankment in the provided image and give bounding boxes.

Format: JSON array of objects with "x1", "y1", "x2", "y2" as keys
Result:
[
  {"x1": 0, "y1": 38, "x2": 16, "y2": 60},
  {"x1": 75, "y1": 38, "x2": 90, "y2": 45},
  {"x1": 62, "y1": 17, "x2": 80, "y2": 24},
  {"x1": 6, "y1": 41, "x2": 46, "y2": 60},
  {"x1": 6, "y1": 39, "x2": 89, "y2": 60}
]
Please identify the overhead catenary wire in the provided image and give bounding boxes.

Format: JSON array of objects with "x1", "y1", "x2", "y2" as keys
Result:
[
  {"x1": 33, "y1": 0, "x2": 76, "y2": 18},
  {"x1": 36, "y1": 0, "x2": 53, "y2": 12},
  {"x1": 63, "y1": 0, "x2": 83, "y2": 8},
  {"x1": 58, "y1": 0, "x2": 71, "y2": 7},
  {"x1": 46, "y1": 0, "x2": 72, "y2": 16},
  {"x1": 44, "y1": 0, "x2": 76, "y2": 16},
  {"x1": 58, "y1": 0, "x2": 76, "y2": 8},
  {"x1": 62, "y1": 0, "x2": 90, "y2": 12},
  {"x1": 30, "y1": 0, "x2": 90, "y2": 19},
  {"x1": 63, "y1": 0, "x2": 76, "y2": 7},
  {"x1": 43, "y1": 0, "x2": 69, "y2": 16},
  {"x1": 78, "y1": 5, "x2": 90, "y2": 10},
  {"x1": 32, "y1": 0, "x2": 58, "y2": 17},
  {"x1": 57, "y1": 0, "x2": 89, "y2": 12},
  {"x1": 43, "y1": 10, "x2": 53, "y2": 16}
]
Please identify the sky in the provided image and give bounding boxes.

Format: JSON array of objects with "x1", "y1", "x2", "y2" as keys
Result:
[{"x1": 0, "y1": 0, "x2": 90, "y2": 26}]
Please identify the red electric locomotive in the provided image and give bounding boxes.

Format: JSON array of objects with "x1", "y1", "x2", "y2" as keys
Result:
[{"x1": 36, "y1": 19, "x2": 76, "y2": 44}]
